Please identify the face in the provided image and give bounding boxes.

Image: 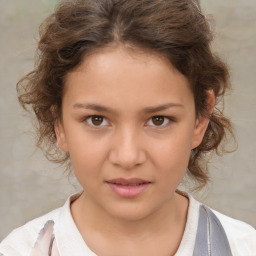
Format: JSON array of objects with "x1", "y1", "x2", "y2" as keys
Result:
[{"x1": 55, "y1": 45, "x2": 209, "y2": 221}]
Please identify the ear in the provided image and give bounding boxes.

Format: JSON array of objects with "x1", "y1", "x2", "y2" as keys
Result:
[
  {"x1": 55, "y1": 120, "x2": 69, "y2": 152},
  {"x1": 191, "y1": 90, "x2": 215, "y2": 149}
]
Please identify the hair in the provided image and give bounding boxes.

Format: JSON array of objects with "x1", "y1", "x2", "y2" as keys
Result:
[{"x1": 17, "y1": 0, "x2": 234, "y2": 189}]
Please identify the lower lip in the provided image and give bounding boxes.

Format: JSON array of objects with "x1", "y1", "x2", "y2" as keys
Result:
[{"x1": 106, "y1": 183, "x2": 151, "y2": 198}]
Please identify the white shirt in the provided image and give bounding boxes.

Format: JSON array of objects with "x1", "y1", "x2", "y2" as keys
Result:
[{"x1": 1, "y1": 192, "x2": 255, "y2": 256}]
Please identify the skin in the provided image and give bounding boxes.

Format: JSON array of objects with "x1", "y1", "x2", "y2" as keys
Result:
[{"x1": 55, "y1": 45, "x2": 213, "y2": 256}]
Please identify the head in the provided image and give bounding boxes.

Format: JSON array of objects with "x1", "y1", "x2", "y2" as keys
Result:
[{"x1": 17, "y1": 0, "x2": 233, "y2": 190}]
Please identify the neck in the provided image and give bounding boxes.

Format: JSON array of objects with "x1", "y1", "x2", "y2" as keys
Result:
[{"x1": 71, "y1": 191, "x2": 188, "y2": 255}]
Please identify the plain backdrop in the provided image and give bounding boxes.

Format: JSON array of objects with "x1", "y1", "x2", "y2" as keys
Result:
[{"x1": 0, "y1": 0, "x2": 256, "y2": 240}]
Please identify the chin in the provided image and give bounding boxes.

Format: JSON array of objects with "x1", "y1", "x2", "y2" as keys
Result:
[{"x1": 105, "y1": 201, "x2": 160, "y2": 222}]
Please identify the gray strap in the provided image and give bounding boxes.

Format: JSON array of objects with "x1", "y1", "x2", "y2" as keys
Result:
[
  {"x1": 193, "y1": 205, "x2": 233, "y2": 256},
  {"x1": 193, "y1": 205, "x2": 209, "y2": 255}
]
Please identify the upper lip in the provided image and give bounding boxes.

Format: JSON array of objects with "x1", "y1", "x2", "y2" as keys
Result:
[{"x1": 106, "y1": 178, "x2": 151, "y2": 185}]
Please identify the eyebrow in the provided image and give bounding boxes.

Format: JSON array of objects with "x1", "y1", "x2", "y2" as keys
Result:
[
  {"x1": 141, "y1": 103, "x2": 184, "y2": 113},
  {"x1": 73, "y1": 102, "x2": 184, "y2": 114},
  {"x1": 73, "y1": 103, "x2": 116, "y2": 113}
]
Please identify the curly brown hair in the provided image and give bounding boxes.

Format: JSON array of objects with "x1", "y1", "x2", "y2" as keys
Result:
[{"x1": 17, "y1": 0, "x2": 233, "y2": 188}]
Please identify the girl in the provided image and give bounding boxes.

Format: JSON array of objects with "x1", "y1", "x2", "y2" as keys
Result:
[{"x1": 1, "y1": 0, "x2": 255, "y2": 255}]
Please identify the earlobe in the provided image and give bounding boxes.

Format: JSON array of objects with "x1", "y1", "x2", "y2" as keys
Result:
[
  {"x1": 55, "y1": 120, "x2": 69, "y2": 152},
  {"x1": 192, "y1": 90, "x2": 215, "y2": 149}
]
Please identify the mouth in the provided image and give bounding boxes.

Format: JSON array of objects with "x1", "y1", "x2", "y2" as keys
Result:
[{"x1": 105, "y1": 178, "x2": 151, "y2": 198}]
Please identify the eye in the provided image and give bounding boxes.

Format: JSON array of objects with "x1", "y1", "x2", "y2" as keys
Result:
[
  {"x1": 147, "y1": 116, "x2": 172, "y2": 127},
  {"x1": 84, "y1": 115, "x2": 109, "y2": 127}
]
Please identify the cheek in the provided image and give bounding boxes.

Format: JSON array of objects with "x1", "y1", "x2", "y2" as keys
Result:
[
  {"x1": 150, "y1": 129, "x2": 193, "y2": 178},
  {"x1": 67, "y1": 135, "x2": 108, "y2": 180},
  {"x1": 153, "y1": 128, "x2": 193, "y2": 158},
  {"x1": 153, "y1": 148, "x2": 190, "y2": 195}
]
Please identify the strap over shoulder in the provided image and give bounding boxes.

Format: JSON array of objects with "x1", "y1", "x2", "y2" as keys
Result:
[{"x1": 193, "y1": 205, "x2": 233, "y2": 256}]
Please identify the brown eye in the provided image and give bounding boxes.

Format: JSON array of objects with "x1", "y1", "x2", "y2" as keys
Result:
[
  {"x1": 152, "y1": 116, "x2": 165, "y2": 126},
  {"x1": 147, "y1": 116, "x2": 172, "y2": 128},
  {"x1": 86, "y1": 115, "x2": 108, "y2": 127},
  {"x1": 91, "y1": 116, "x2": 103, "y2": 125}
]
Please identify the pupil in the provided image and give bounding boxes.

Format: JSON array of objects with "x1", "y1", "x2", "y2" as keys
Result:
[
  {"x1": 153, "y1": 116, "x2": 164, "y2": 126},
  {"x1": 92, "y1": 116, "x2": 103, "y2": 125}
]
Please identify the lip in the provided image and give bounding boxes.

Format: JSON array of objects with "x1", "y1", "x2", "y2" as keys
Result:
[{"x1": 106, "y1": 178, "x2": 151, "y2": 198}]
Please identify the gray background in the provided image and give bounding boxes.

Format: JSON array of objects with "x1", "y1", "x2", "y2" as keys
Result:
[{"x1": 0, "y1": 0, "x2": 255, "y2": 240}]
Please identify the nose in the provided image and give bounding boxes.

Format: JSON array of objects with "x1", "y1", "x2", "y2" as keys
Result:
[{"x1": 108, "y1": 126, "x2": 147, "y2": 170}]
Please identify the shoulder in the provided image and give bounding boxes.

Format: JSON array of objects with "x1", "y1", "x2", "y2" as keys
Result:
[
  {"x1": 0, "y1": 207, "x2": 60, "y2": 256},
  {"x1": 187, "y1": 193, "x2": 256, "y2": 256},
  {"x1": 211, "y1": 207, "x2": 256, "y2": 255}
]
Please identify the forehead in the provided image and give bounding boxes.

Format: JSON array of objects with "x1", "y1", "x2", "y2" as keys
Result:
[{"x1": 63, "y1": 45, "x2": 193, "y2": 110}]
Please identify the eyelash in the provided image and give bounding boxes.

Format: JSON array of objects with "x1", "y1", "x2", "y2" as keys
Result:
[{"x1": 83, "y1": 115, "x2": 174, "y2": 129}]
